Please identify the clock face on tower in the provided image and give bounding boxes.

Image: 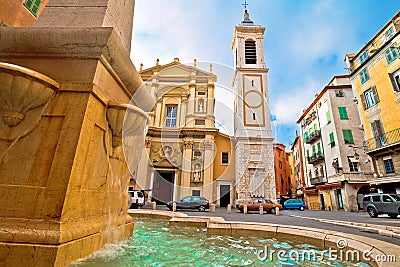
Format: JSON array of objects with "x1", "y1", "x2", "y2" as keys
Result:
[{"x1": 243, "y1": 74, "x2": 265, "y2": 127}]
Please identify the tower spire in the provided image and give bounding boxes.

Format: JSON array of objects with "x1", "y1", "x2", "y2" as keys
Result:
[
  {"x1": 242, "y1": 0, "x2": 249, "y2": 11},
  {"x1": 241, "y1": 0, "x2": 254, "y2": 25}
]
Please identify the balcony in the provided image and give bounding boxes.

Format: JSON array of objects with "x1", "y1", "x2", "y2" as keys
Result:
[
  {"x1": 307, "y1": 152, "x2": 324, "y2": 164},
  {"x1": 310, "y1": 176, "x2": 327, "y2": 185},
  {"x1": 305, "y1": 130, "x2": 321, "y2": 144},
  {"x1": 363, "y1": 128, "x2": 400, "y2": 152}
]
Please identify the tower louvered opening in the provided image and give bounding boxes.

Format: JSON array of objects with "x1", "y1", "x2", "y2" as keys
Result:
[{"x1": 245, "y1": 39, "x2": 257, "y2": 64}]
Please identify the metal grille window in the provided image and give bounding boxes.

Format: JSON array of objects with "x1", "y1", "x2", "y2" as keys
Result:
[
  {"x1": 360, "y1": 68, "x2": 370, "y2": 84},
  {"x1": 338, "y1": 107, "x2": 348, "y2": 120},
  {"x1": 24, "y1": 0, "x2": 42, "y2": 16},
  {"x1": 165, "y1": 106, "x2": 177, "y2": 127},
  {"x1": 245, "y1": 39, "x2": 257, "y2": 64},
  {"x1": 385, "y1": 46, "x2": 399, "y2": 64},
  {"x1": 221, "y1": 152, "x2": 229, "y2": 164},
  {"x1": 384, "y1": 158, "x2": 395, "y2": 174}
]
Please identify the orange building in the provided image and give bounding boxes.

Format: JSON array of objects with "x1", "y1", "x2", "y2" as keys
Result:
[
  {"x1": 0, "y1": 0, "x2": 48, "y2": 26},
  {"x1": 291, "y1": 131, "x2": 305, "y2": 199},
  {"x1": 274, "y1": 143, "x2": 292, "y2": 198}
]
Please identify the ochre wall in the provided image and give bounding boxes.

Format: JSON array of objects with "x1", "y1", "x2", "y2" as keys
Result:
[
  {"x1": 213, "y1": 132, "x2": 235, "y2": 180},
  {"x1": 0, "y1": 0, "x2": 49, "y2": 26}
]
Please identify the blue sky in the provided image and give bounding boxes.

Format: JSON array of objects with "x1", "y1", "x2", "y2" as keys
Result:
[{"x1": 131, "y1": 0, "x2": 400, "y2": 148}]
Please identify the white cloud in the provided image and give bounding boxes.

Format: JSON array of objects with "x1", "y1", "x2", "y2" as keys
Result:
[
  {"x1": 272, "y1": 77, "x2": 320, "y2": 125},
  {"x1": 131, "y1": 0, "x2": 225, "y2": 68}
]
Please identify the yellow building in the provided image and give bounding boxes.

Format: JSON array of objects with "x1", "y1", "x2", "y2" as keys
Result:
[
  {"x1": 135, "y1": 59, "x2": 236, "y2": 207},
  {"x1": 345, "y1": 11, "x2": 400, "y2": 194}
]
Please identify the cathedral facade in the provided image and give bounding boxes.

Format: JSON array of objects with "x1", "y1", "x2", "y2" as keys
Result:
[{"x1": 135, "y1": 58, "x2": 236, "y2": 206}]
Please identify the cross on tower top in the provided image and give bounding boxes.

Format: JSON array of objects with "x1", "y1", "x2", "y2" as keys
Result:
[{"x1": 242, "y1": 0, "x2": 249, "y2": 11}]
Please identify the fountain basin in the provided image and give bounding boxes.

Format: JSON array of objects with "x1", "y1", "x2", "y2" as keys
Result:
[{"x1": 69, "y1": 213, "x2": 395, "y2": 266}]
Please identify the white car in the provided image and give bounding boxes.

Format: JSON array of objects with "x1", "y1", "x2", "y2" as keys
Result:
[{"x1": 128, "y1": 190, "x2": 145, "y2": 209}]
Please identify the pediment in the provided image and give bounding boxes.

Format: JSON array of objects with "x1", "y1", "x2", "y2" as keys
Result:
[
  {"x1": 156, "y1": 85, "x2": 189, "y2": 97},
  {"x1": 140, "y1": 61, "x2": 216, "y2": 81},
  {"x1": 160, "y1": 65, "x2": 191, "y2": 76}
]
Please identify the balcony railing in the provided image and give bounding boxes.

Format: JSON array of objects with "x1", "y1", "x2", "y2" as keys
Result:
[
  {"x1": 307, "y1": 152, "x2": 324, "y2": 164},
  {"x1": 363, "y1": 128, "x2": 400, "y2": 152},
  {"x1": 305, "y1": 130, "x2": 321, "y2": 144},
  {"x1": 310, "y1": 176, "x2": 326, "y2": 185}
]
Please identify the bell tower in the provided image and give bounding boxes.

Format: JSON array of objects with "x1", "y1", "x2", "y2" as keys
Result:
[{"x1": 232, "y1": 8, "x2": 276, "y2": 201}]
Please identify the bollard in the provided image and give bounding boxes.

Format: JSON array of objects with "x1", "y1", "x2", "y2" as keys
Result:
[
  {"x1": 259, "y1": 205, "x2": 264, "y2": 215},
  {"x1": 243, "y1": 204, "x2": 248, "y2": 214},
  {"x1": 275, "y1": 207, "x2": 280, "y2": 216},
  {"x1": 210, "y1": 203, "x2": 216, "y2": 213},
  {"x1": 227, "y1": 204, "x2": 232, "y2": 214},
  {"x1": 152, "y1": 201, "x2": 157, "y2": 210},
  {"x1": 172, "y1": 202, "x2": 177, "y2": 212}
]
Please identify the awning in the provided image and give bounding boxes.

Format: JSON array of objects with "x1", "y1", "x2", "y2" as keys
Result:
[
  {"x1": 346, "y1": 182, "x2": 370, "y2": 186},
  {"x1": 316, "y1": 183, "x2": 341, "y2": 189}
]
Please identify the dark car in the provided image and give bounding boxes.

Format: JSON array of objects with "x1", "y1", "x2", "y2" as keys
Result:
[
  {"x1": 166, "y1": 196, "x2": 210, "y2": 211},
  {"x1": 363, "y1": 193, "x2": 400, "y2": 218},
  {"x1": 284, "y1": 199, "x2": 306, "y2": 211}
]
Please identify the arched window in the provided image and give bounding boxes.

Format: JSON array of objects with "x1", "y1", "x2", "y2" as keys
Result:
[{"x1": 245, "y1": 39, "x2": 257, "y2": 64}]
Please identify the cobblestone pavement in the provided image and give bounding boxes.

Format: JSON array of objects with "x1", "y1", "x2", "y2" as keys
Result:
[{"x1": 138, "y1": 205, "x2": 400, "y2": 246}]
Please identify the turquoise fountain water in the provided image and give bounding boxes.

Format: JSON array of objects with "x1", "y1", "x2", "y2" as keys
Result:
[{"x1": 69, "y1": 218, "x2": 371, "y2": 267}]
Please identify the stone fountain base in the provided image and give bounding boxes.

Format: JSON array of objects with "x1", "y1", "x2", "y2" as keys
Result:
[
  {"x1": 0, "y1": 218, "x2": 134, "y2": 266},
  {"x1": 0, "y1": 21, "x2": 148, "y2": 266}
]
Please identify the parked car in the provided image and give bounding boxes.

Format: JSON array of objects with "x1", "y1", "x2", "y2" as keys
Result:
[
  {"x1": 166, "y1": 196, "x2": 210, "y2": 211},
  {"x1": 284, "y1": 199, "x2": 306, "y2": 211},
  {"x1": 236, "y1": 199, "x2": 283, "y2": 214},
  {"x1": 128, "y1": 190, "x2": 145, "y2": 209},
  {"x1": 363, "y1": 193, "x2": 400, "y2": 218}
]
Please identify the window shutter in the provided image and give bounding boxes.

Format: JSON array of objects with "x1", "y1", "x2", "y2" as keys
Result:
[
  {"x1": 389, "y1": 73, "x2": 400, "y2": 92},
  {"x1": 326, "y1": 111, "x2": 331, "y2": 123},
  {"x1": 317, "y1": 143, "x2": 321, "y2": 153},
  {"x1": 25, "y1": 0, "x2": 33, "y2": 8},
  {"x1": 371, "y1": 86, "x2": 380, "y2": 103},
  {"x1": 386, "y1": 49, "x2": 393, "y2": 63},
  {"x1": 360, "y1": 93, "x2": 367, "y2": 110},
  {"x1": 32, "y1": 0, "x2": 41, "y2": 15},
  {"x1": 329, "y1": 133, "x2": 334, "y2": 143},
  {"x1": 348, "y1": 130, "x2": 354, "y2": 144},
  {"x1": 343, "y1": 130, "x2": 354, "y2": 144},
  {"x1": 371, "y1": 121, "x2": 379, "y2": 139},
  {"x1": 339, "y1": 107, "x2": 348, "y2": 119}
]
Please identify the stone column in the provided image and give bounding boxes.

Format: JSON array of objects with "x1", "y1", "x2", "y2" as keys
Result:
[{"x1": 181, "y1": 138, "x2": 193, "y2": 197}]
